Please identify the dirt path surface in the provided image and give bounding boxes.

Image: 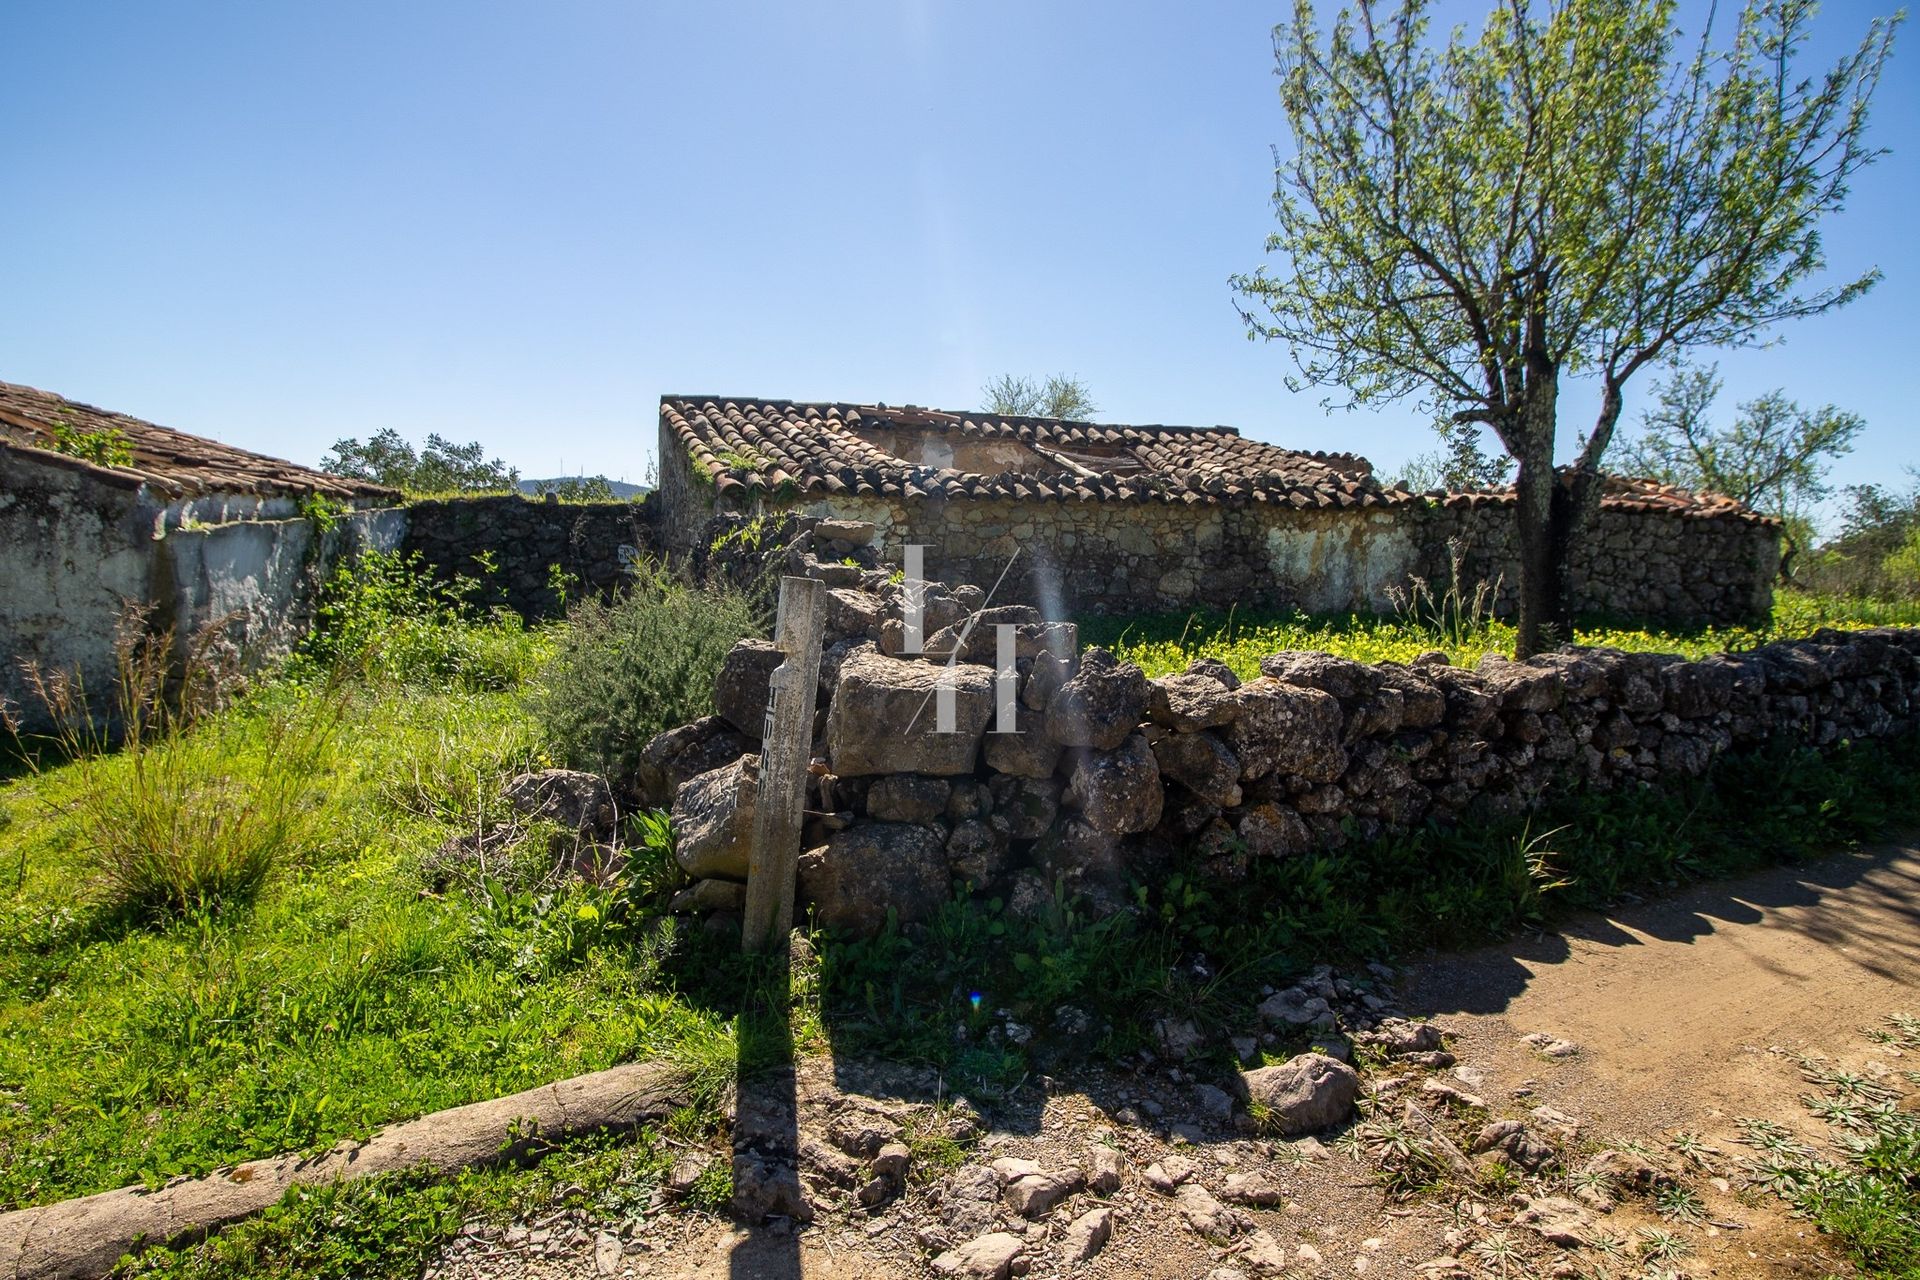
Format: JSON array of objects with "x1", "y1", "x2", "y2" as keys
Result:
[
  {"x1": 428, "y1": 842, "x2": 1920, "y2": 1280},
  {"x1": 1402, "y1": 840, "x2": 1920, "y2": 1143}
]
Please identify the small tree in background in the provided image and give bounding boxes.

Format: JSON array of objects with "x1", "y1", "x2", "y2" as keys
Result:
[
  {"x1": 1235, "y1": 0, "x2": 1898, "y2": 654},
  {"x1": 1616, "y1": 364, "x2": 1864, "y2": 564},
  {"x1": 1802, "y1": 471, "x2": 1920, "y2": 598},
  {"x1": 982, "y1": 373, "x2": 1100, "y2": 420},
  {"x1": 322, "y1": 428, "x2": 519, "y2": 495}
]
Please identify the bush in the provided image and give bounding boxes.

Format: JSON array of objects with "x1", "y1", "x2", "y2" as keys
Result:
[
  {"x1": 296, "y1": 549, "x2": 543, "y2": 691},
  {"x1": 532, "y1": 561, "x2": 763, "y2": 784},
  {"x1": 13, "y1": 625, "x2": 343, "y2": 919}
]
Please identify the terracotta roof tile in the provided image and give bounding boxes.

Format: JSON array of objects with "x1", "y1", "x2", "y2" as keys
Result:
[
  {"x1": 0, "y1": 380, "x2": 396, "y2": 502},
  {"x1": 658, "y1": 396, "x2": 1772, "y2": 522}
]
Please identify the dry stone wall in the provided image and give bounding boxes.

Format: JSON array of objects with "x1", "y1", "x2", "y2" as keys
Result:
[
  {"x1": 640, "y1": 519, "x2": 1918, "y2": 938},
  {"x1": 403, "y1": 495, "x2": 658, "y2": 619},
  {"x1": 661, "y1": 464, "x2": 1779, "y2": 627}
]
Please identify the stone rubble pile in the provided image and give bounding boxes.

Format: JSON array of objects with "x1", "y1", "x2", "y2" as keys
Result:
[{"x1": 639, "y1": 515, "x2": 1920, "y2": 937}]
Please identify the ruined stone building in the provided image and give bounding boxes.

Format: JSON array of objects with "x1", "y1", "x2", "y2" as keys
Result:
[
  {"x1": 656, "y1": 396, "x2": 1781, "y2": 624},
  {"x1": 0, "y1": 381, "x2": 401, "y2": 723}
]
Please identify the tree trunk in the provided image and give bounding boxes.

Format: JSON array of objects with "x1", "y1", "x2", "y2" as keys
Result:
[
  {"x1": 1548, "y1": 466, "x2": 1605, "y2": 636},
  {"x1": 1509, "y1": 373, "x2": 1561, "y2": 658}
]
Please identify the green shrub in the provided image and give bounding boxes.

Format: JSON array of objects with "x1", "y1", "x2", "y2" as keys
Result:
[
  {"x1": 532, "y1": 561, "x2": 763, "y2": 784},
  {"x1": 296, "y1": 549, "x2": 543, "y2": 691}
]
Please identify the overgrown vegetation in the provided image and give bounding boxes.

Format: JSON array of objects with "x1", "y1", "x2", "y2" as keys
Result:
[
  {"x1": 1739, "y1": 1018, "x2": 1920, "y2": 1279},
  {"x1": 1083, "y1": 589, "x2": 1920, "y2": 681},
  {"x1": 6, "y1": 623, "x2": 343, "y2": 919},
  {"x1": 293, "y1": 548, "x2": 547, "y2": 691},
  {"x1": 531, "y1": 558, "x2": 764, "y2": 783},
  {"x1": 1800, "y1": 471, "x2": 1920, "y2": 602},
  {"x1": 36, "y1": 417, "x2": 135, "y2": 468}
]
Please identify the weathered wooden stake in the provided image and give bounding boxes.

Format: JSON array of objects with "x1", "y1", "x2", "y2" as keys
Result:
[{"x1": 741, "y1": 575, "x2": 826, "y2": 954}]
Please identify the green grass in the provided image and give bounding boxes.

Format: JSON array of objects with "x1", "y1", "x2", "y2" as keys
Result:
[
  {"x1": 1081, "y1": 589, "x2": 1920, "y2": 681},
  {"x1": 0, "y1": 681, "x2": 746, "y2": 1212}
]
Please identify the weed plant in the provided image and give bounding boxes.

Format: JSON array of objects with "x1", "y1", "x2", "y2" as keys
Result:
[
  {"x1": 6, "y1": 621, "x2": 343, "y2": 919},
  {"x1": 1082, "y1": 588, "x2": 1919, "y2": 681},
  {"x1": 531, "y1": 558, "x2": 764, "y2": 783}
]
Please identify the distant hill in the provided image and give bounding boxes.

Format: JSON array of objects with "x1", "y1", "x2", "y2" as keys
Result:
[{"x1": 517, "y1": 476, "x2": 650, "y2": 500}]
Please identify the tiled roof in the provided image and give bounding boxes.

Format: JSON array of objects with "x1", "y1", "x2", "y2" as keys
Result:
[
  {"x1": 661, "y1": 397, "x2": 1392, "y2": 508},
  {"x1": 659, "y1": 397, "x2": 1772, "y2": 522},
  {"x1": 0, "y1": 380, "x2": 397, "y2": 502}
]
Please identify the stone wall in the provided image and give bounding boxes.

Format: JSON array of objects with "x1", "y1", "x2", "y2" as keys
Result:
[
  {"x1": 1, "y1": 442, "x2": 399, "y2": 729},
  {"x1": 637, "y1": 528, "x2": 1916, "y2": 938},
  {"x1": 656, "y1": 432, "x2": 1779, "y2": 628},
  {"x1": 403, "y1": 496, "x2": 658, "y2": 619}
]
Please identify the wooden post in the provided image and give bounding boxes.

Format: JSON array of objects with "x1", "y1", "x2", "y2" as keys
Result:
[{"x1": 741, "y1": 575, "x2": 826, "y2": 954}]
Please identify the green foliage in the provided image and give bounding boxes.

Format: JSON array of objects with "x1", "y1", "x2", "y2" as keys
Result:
[
  {"x1": 1236, "y1": 0, "x2": 1897, "y2": 649},
  {"x1": 38, "y1": 419, "x2": 134, "y2": 467},
  {"x1": 1740, "y1": 1018, "x2": 1920, "y2": 1278},
  {"x1": 533, "y1": 475, "x2": 618, "y2": 502},
  {"x1": 295, "y1": 549, "x2": 545, "y2": 691},
  {"x1": 981, "y1": 373, "x2": 1099, "y2": 420},
  {"x1": 0, "y1": 678, "x2": 738, "y2": 1211},
  {"x1": 1082, "y1": 590, "x2": 1916, "y2": 683},
  {"x1": 10, "y1": 628, "x2": 343, "y2": 920},
  {"x1": 531, "y1": 560, "x2": 763, "y2": 784},
  {"x1": 1802, "y1": 471, "x2": 1920, "y2": 601},
  {"x1": 296, "y1": 493, "x2": 350, "y2": 535},
  {"x1": 1615, "y1": 365, "x2": 1864, "y2": 546},
  {"x1": 321, "y1": 428, "x2": 518, "y2": 496}
]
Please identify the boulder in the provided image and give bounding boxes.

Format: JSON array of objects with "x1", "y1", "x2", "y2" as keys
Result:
[
  {"x1": 1033, "y1": 816, "x2": 1124, "y2": 901},
  {"x1": 982, "y1": 701, "x2": 1063, "y2": 777},
  {"x1": 1061, "y1": 1206, "x2": 1114, "y2": 1261},
  {"x1": 799, "y1": 822, "x2": 949, "y2": 936},
  {"x1": 947, "y1": 818, "x2": 1009, "y2": 884},
  {"x1": 1148, "y1": 673, "x2": 1240, "y2": 731},
  {"x1": 1185, "y1": 656, "x2": 1241, "y2": 690},
  {"x1": 931, "y1": 1232, "x2": 1025, "y2": 1280},
  {"x1": 987, "y1": 774, "x2": 1060, "y2": 841},
  {"x1": 1064, "y1": 734, "x2": 1164, "y2": 834},
  {"x1": 633, "y1": 716, "x2": 752, "y2": 808},
  {"x1": 667, "y1": 878, "x2": 748, "y2": 914},
  {"x1": 671, "y1": 756, "x2": 757, "y2": 880},
  {"x1": 1046, "y1": 649, "x2": 1150, "y2": 750},
  {"x1": 1236, "y1": 803, "x2": 1311, "y2": 858},
  {"x1": 827, "y1": 650, "x2": 996, "y2": 776},
  {"x1": 713, "y1": 639, "x2": 786, "y2": 738},
  {"x1": 824, "y1": 587, "x2": 884, "y2": 641},
  {"x1": 502, "y1": 769, "x2": 617, "y2": 841},
  {"x1": 866, "y1": 774, "x2": 951, "y2": 823},
  {"x1": 1237, "y1": 1053, "x2": 1361, "y2": 1135},
  {"x1": 1151, "y1": 731, "x2": 1242, "y2": 807},
  {"x1": 1259, "y1": 651, "x2": 1381, "y2": 702},
  {"x1": 1225, "y1": 679, "x2": 1346, "y2": 782}
]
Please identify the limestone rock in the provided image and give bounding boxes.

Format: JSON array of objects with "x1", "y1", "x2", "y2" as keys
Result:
[
  {"x1": 671, "y1": 756, "x2": 756, "y2": 880},
  {"x1": 866, "y1": 774, "x2": 951, "y2": 823},
  {"x1": 1238, "y1": 1053, "x2": 1361, "y2": 1135},
  {"x1": 1065, "y1": 733, "x2": 1164, "y2": 834},
  {"x1": 1175, "y1": 1182, "x2": 1247, "y2": 1241},
  {"x1": 1046, "y1": 648, "x2": 1150, "y2": 750},
  {"x1": 1061, "y1": 1206, "x2": 1114, "y2": 1261},
  {"x1": 947, "y1": 818, "x2": 1009, "y2": 885},
  {"x1": 1085, "y1": 1146, "x2": 1125, "y2": 1194},
  {"x1": 1152, "y1": 730, "x2": 1243, "y2": 807},
  {"x1": 982, "y1": 701, "x2": 1063, "y2": 777},
  {"x1": 503, "y1": 769, "x2": 617, "y2": 841},
  {"x1": 987, "y1": 774, "x2": 1060, "y2": 840},
  {"x1": 713, "y1": 638, "x2": 784, "y2": 738},
  {"x1": 1149, "y1": 673, "x2": 1240, "y2": 731},
  {"x1": 1512, "y1": 1194, "x2": 1594, "y2": 1247},
  {"x1": 1226, "y1": 679, "x2": 1347, "y2": 782},
  {"x1": 634, "y1": 715, "x2": 752, "y2": 808},
  {"x1": 931, "y1": 1231, "x2": 1025, "y2": 1279},
  {"x1": 1222, "y1": 1169, "x2": 1287, "y2": 1207},
  {"x1": 827, "y1": 649, "x2": 995, "y2": 776},
  {"x1": 798, "y1": 822, "x2": 949, "y2": 936}
]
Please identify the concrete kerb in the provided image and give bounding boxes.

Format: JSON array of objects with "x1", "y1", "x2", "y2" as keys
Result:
[{"x1": 0, "y1": 1060, "x2": 691, "y2": 1280}]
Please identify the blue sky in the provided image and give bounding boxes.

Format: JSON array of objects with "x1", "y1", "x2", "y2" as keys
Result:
[{"x1": 2, "y1": 1, "x2": 1912, "y2": 524}]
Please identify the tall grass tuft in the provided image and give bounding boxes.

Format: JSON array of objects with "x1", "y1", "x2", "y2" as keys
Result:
[
  {"x1": 10, "y1": 618, "x2": 343, "y2": 919},
  {"x1": 531, "y1": 559, "x2": 763, "y2": 784},
  {"x1": 1384, "y1": 537, "x2": 1504, "y2": 650}
]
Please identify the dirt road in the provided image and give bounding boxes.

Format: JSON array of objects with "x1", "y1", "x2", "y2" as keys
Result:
[{"x1": 434, "y1": 841, "x2": 1920, "y2": 1280}]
